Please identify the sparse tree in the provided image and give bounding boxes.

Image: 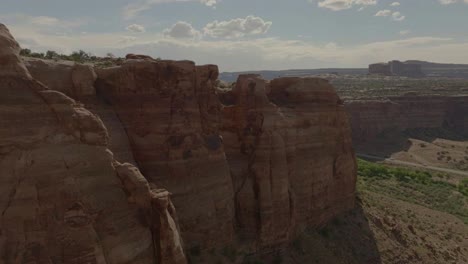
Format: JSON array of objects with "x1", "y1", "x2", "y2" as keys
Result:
[
  {"x1": 45, "y1": 50, "x2": 59, "y2": 60},
  {"x1": 20, "y1": 48, "x2": 32, "y2": 56}
]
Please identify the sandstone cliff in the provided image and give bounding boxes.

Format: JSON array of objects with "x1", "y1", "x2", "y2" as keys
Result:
[
  {"x1": 346, "y1": 95, "x2": 468, "y2": 144},
  {"x1": 0, "y1": 24, "x2": 186, "y2": 264},
  {"x1": 6, "y1": 26, "x2": 358, "y2": 258},
  {"x1": 92, "y1": 61, "x2": 357, "y2": 252},
  {"x1": 221, "y1": 76, "x2": 357, "y2": 250}
]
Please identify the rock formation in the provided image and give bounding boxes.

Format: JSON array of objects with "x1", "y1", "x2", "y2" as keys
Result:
[
  {"x1": 346, "y1": 95, "x2": 468, "y2": 144},
  {"x1": 369, "y1": 60, "x2": 425, "y2": 78},
  {"x1": 0, "y1": 24, "x2": 186, "y2": 264},
  {"x1": 221, "y1": 76, "x2": 357, "y2": 249},
  {"x1": 2, "y1": 24, "x2": 358, "y2": 259}
]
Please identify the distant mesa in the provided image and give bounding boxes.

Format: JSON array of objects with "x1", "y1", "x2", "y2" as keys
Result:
[{"x1": 369, "y1": 60, "x2": 425, "y2": 78}]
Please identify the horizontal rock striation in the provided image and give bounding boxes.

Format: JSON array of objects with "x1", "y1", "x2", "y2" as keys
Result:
[
  {"x1": 9, "y1": 28, "x2": 357, "y2": 257},
  {"x1": 346, "y1": 95, "x2": 468, "y2": 143},
  {"x1": 0, "y1": 24, "x2": 186, "y2": 264},
  {"x1": 221, "y1": 76, "x2": 356, "y2": 249},
  {"x1": 95, "y1": 60, "x2": 357, "y2": 251},
  {"x1": 95, "y1": 60, "x2": 236, "y2": 249}
]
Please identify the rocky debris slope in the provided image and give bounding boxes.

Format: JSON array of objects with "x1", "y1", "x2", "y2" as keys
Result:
[
  {"x1": 346, "y1": 95, "x2": 468, "y2": 144},
  {"x1": 0, "y1": 24, "x2": 186, "y2": 264}
]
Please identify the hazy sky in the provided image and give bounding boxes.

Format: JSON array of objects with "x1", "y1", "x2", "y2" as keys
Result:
[{"x1": 1, "y1": 0, "x2": 468, "y2": 71}]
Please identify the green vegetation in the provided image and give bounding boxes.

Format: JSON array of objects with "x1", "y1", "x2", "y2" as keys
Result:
[
  {"x1": 357, "y1": 159, "x2": 468, "y2": 223},
  {"x1": 459, "y1": 178, "x2": 468, "y2": 196},
  {"x1": 20, "y1": 48, "x2": 124, "y2": 67}
]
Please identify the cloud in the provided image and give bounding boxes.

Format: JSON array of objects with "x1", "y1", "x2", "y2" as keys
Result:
[
  {"x1": 123, "y1": 0, "x2": 217, "y2": 20},
  {"x1": 316, "y1": 0, "x2": 377, "y2": 11},
  {"x1": 438, "y1": 0, "x2": 468, "y2": 4},
  {"x1": 126, "y1": 24, "x2": 146, "y2": 33},
  {"x1": 0, "y1": 13, "x2": 87, "y2": 29},
  {"x1": 163, "y1": 21, "x2": 201, "y2": 39},
  {"x1": 375, "y1": 10, "x2": 391, "y2": 16},
  {"x1": 203, "y1": 16, "x2": 272, "y2": 39},
  {"x1": 399, "y1": 30, "x2": 411, "y2": 35},
  {"x1": 200, "y1": 0, "x2": 217, "y2": 7},
  {"x1": 392, "y1": 11, "x2": 405, "y2": 21},
  {"x1": 390, "y1": 2, "x2": 400, "y2": 6},
  {"x1": 9, "y1": 18, "x2": 465, "y2": 72}
]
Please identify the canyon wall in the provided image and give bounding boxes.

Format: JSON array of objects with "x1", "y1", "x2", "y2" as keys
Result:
[
  {"x1": 0, "y1": 24, "x2": 186, "y2": 264},
  {"x1": 3, "y1": 26, "x2": 358, "y2": 257},
  {"x1": 346, "y1": 95, "x2": 468, "y2": 144}
]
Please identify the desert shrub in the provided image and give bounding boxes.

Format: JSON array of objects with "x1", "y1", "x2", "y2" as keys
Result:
[{"x1": 459, "y1": 179, "x2": 468, "y2": 196}]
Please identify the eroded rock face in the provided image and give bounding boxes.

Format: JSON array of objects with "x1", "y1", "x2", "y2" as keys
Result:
[
  {"x1": 221, "y1": 75, "x2": 357, "y2": 249},
  {"x1": 8, "y1": 25, "x2": 357, "y2": 256},
  {"x1": 23, "y1": 58, "x2": 97, "y2": 98},
  {"x1": 23, "y1": 57, "x2": 137, "y2": 165},
  {"x1": 94, "y1": 62, "x2": 357, "y2": 252},
  {"x1": 0, "y1": 24, "x2": 186, "y2": 264},
  {"x1": 95, "y1": 60, "x2": 236, "y2": 249},
  {"x1": 346, "y1": 95, "x2": 468, "y2": 143}
]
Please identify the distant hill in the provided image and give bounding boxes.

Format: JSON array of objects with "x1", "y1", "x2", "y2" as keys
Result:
[
  {"x1": 404, "y1": 60, "x2": 468, "y2": 79},
  {"x1": 219, "y1": 68, "x2": 367, "y2": 82},
  {"x1": 220, "y1": 61, "x2": 468, "y2": 82}
]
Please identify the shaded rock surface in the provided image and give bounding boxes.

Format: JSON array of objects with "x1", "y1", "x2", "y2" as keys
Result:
[
  {"x1": 346, "y1": 95, "x2": 468, "y2": 144},
  {"x1": 221, "y1": 76, "x2": 356, "y2": 249},
  {"x1": 11, "y1": 26, "x2": 357, "y2": 257},
  {"x1": 96, "y1": 63, "x2": 357, "y2": 252},
  {"x1": 0, "y1": 24, "x2": 186, "y2": 264}
]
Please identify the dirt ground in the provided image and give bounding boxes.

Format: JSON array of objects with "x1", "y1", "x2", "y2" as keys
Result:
[{"x1": 392, "y1": 138, "x2": 468, "y2": 174}]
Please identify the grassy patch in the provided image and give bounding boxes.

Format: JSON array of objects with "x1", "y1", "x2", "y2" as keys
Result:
[{"x1": 357, "y1": 159, "x2": 468, "y2": 223}]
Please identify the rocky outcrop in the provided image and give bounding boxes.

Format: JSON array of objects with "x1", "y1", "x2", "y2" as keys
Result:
[
  {"x1": 9, "y1": 26, "x2": 357, "y2": 256},
  {"x1": 221, "y1": 76, "x2": 356, "y2": 249},
  {"x1": 0, "y1": 23, "x2": 186, "y2": 264},
  {"x1": 23, "y1": 57, "x2": 137, "y2": 165},
  {"x1": 95, "y1": 60, "x2": 236, "y2": 249},
  {"x1": 346, "y1": 95, "x2": 468, "y2": 143},
  {"x1": 23, "y1": 58, "x2": 97, "y2": 98},
  {"x1": 95, "y1": 61, "x2": 357, "y2": 251}
]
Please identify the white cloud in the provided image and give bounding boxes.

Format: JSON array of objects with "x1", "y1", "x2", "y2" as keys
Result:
[
  {"x1": 438, "y1": 0, "x2": 468, "y2": 4},
  {"x1": 30, "y1": 16, "x2": 60, "y2": 26},
  {"x1": 375, "y1": 9, "x2": 391, "y2": 16},
  {"x1": 316, "y1": 0, "x2": 377, "y2": 11},
  {"x1": 399, "y1": 30, "x2": 411, "y2": 35},
  {"x1": 9, "y1": 19, "x2": 466, "y2": 72},
  {"x1": 200, "y1": 0, "x2": 217, "y2": 7},
  {"x1": 392, "y1": 11, "x2": 405, "y2": 21},
  {"x1": 203, "y1": 16, "x2": 272, "y2": 39},
  {"x1": 123, "y1": 0, "x2": 217, "y2": 20},
  {"x1": 163, "y1": 21, "x2": 201, "y2": 39},
  {"x1": 390, "y1": 2, "x2": 400, "y2": 6},
  {"x1": 126, "y1": 24, "x2": 146, "y2": 33}
]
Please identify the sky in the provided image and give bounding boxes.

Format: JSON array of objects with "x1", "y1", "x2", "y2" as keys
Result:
[{"x1": 1, "y1": 0, "x2": 468, "y2": 72}]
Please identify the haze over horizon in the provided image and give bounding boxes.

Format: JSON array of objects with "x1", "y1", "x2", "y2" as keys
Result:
[{"x1": 2, "y1": 0, "x2": 468, "y2": 71}]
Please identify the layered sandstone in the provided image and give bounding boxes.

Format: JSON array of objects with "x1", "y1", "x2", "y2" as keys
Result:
[
  {"x1": 23, "y1": 57, "x2": 137, "y2": 165},
  {"x1": 0, "y1": 24, "x2": 186, "y2": 264},
  {"x1": 221, "y1": 76, "x2": 356, "y2": 249},
  {"x1": 10, "y1": 27, "x2": 358, "y2": 255},
  {"x1": 95, "y1": 60, "x2": 236, "y2": 249},
  {"x1": 346, "y1": 95, "x2": 468, "y2": 143},
  {"x1": 94, "y1": 61, "x2": 356, "y2": 251}
]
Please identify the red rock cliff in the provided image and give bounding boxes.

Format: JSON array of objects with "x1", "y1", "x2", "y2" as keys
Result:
[
  {"x1": 346, "y1": 95, "x2": 468, "y2": 144},
  {"x1": 221, "y1": 76, "x2": 356, "y2": 249},
  {"x1": 0, "y1": 24, "x2": 186, "y2": 264},
  {"x1": 9, "y1": 27, "x2": 357, "y2": 256},
  {"x1": 95, "y1": 63, "x2": 357, "y2": 251}
]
